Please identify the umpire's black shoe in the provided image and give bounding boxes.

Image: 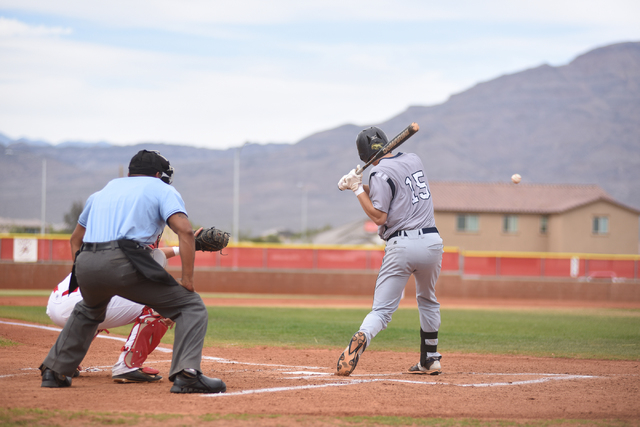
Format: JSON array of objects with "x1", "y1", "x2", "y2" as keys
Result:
[
  {"x1": 41, "y1": 368, "x2": 72, "y2": 388},
  {"x1": 170, "y1": 369, "x2": 226, "y2": 394}
]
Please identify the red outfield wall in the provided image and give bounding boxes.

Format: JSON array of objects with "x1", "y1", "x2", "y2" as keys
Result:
[
  {"x1": 1, "y1": 263, "x2": 639, "y2": 305},
  {"x1": 2, "y1": 236, "x2": 638, "y2": 280},
  {"x1": 1, "y1": 235, "x2": 638, "y2": 303}
]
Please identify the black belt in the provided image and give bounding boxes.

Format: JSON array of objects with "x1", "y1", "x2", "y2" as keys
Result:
[
  {"x1": 81, "y1": 241, "x2": 120, "y2": 252},
  {"x1": 387, "y1": 227, "x2": 438, "y2": 241}
]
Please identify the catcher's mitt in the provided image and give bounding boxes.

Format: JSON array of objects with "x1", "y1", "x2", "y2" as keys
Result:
[{"x1": 195, "y1": 227, "x2": 230, "y2": 252}]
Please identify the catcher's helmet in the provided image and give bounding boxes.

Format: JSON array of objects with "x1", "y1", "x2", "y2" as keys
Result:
[
  {"x1": 356, "y1": 127, "x2": 388, "y2": 163},
  {"x1": 128, "y1": 150, "x2": 174, "y2": 184}
]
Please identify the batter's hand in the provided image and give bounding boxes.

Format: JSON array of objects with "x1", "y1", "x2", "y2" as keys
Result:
[
  {"x1": 344, "y1": 167, "x2": 363, "y2": 193},
  {"x1": 338, "y1": 166, "x2": 362, "y2": 191},
  {"x1": 337, "y1": 174, "x2": 350, "y2": 191}
]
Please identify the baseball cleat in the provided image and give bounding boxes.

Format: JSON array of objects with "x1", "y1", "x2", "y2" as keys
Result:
[
  {"x1": 336, "y1": 331, "x2": 367, "y2": 376},
  {"x1": 407, "y1": 357, "x2": 442, "y2": 375},
  {"x1": 170, "y1": 369, "x2": 226, "y2": 394},
  {"x1": 113, "y1": 367, "x2": 162, "y2": 383},
  {"x1": 41, "y1": 368, "x2": 72, "y2": 388}
]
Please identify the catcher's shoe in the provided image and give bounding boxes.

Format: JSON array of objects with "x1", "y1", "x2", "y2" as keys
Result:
[
  {"x1": 41, "y1": 368, "x2": 72, "y2": 388},
  {"x1": 408, "y1": 356, "x2": 442, "y2": 375},
  {"x1": 170, "y1": 369, "x2": 226, "y2": 394},
  {"x1": 113, "y1": 367, "x2": 162, "y2": 383},
  {"x1": 336, "y1": 331, "x2": 367, "y2": 376}
]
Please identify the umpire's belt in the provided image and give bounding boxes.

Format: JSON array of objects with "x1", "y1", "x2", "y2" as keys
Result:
[
  {"x1": 387, "y1": 227, "x2": 439, "y2": 241},
  {"x1": 81, "y1": 241, "x2": 120, "y2": 252}
]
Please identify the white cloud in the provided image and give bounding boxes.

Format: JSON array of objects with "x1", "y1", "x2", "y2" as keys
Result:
[
  {"x1": 1, "y1": 2, "x2": 639, "y2": 148},
  {"x1": 3, "y1": 0, "x2": 640, "y2": 27},
  {"x1": 0, "y1": 16, "x2": 72, "y2": 37},
  {"x1": 0, "y1": 32, "x2": 450, "y2": 147}
]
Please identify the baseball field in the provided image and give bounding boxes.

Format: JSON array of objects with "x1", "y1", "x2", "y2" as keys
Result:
[{"x1": 1, "y1": 291, "x2": 639, "y2": 426}]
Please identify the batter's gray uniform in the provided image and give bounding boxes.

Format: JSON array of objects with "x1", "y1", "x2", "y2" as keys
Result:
[{"x1": 360, "y1": 152, "x2": 443, "y2": 356}]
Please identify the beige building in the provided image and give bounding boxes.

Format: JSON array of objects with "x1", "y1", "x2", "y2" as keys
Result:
[{"x1": 430, "y1": 182, "x2": 640, "y2": 254}]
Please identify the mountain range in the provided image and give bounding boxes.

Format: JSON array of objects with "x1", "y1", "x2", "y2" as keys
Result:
[{"x1": 1, "y1": 41, "x2": 639, "y2": 237}]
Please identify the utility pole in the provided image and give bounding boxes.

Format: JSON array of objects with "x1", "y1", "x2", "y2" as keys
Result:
[
  {"x1": 297, "y1": 182, "x2": 308, "y2": 242},
  {"x1": 233, "y1": 142, "x2": 249, "y2": 243},
  {"x1": 40, "y1": 159, "x2": 47, "y2": 235}
]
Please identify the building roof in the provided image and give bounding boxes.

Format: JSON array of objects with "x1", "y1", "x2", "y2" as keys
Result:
[{"x1": 429, "y1": 182, "x2": 640, "y2": 214}]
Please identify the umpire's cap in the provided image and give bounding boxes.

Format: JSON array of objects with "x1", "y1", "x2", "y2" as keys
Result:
[{"x1": 128, "y1": 150, "x2": 174, "y2": 184}]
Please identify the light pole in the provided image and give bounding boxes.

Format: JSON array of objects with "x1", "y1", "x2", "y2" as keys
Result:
[
  {"x1": 232, "y1": 142, "x2": 249, "y2": 243},
  {"x1": 297, "y1": 182, "x2": 308, "y2": 243},
  {"x1": 40, "y1": 159, "x2": 46, "y2": 235}
]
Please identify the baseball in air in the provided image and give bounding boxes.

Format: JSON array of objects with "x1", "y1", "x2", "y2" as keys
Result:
[{"x1": 511, "y1": 174, "x2": 522, "y2": 184}]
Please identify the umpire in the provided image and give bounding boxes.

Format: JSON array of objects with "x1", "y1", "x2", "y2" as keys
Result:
[{"x1": 39, "y1": 149, "x2": 226, "y2": 394}]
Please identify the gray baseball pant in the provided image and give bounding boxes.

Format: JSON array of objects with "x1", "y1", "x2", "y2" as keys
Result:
[
  {"x1": 41, "y1": 247, "x2": 208, "y2": 381},
  {"x1": 359, "y1": 231, "x2": 443, "y2": 347}
]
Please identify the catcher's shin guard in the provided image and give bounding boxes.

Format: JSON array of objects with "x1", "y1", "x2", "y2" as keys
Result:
[{"x1": 122, "y1": 311, "x2": 169, "y2": 369}]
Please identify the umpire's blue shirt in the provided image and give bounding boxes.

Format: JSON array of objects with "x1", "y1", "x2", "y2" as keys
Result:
[{"x1": 79, "y1": 176, "x2": 187, "y2": 246}]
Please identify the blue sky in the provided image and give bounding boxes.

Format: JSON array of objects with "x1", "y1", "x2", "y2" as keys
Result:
[{"x1": 1, "y1": 1, "x2": 639, "y2": 150}]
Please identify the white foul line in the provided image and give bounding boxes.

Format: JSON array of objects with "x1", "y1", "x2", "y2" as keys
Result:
[
  {"x1": 206, "y1": 380, "x2": 368, "y2": 396},
  {"x1": 203, "y1": 374, "x2": 597, "y2": 397},
  {"x1": 0, "y1": 320, "x2": 334, "y2": 371}
]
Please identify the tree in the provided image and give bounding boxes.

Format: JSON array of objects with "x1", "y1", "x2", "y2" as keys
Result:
[{"x1": 63, "y1": 201, "x2": 84, "y2": 233}]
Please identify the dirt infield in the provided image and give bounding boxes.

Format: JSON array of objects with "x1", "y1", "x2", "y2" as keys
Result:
[{"x1": 1, "y1": 296, "x2": 639, "y2": 425}]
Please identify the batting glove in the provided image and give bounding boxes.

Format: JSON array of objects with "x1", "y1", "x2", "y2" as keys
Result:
[
  {"x1": 337, "y1": 175, "x2": 350, "y2": 191},
  {"x1": 343, "y1": 168, "x2": 363, "y2": 195}
]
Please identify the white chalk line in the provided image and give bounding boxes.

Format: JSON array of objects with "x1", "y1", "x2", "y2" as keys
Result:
[
  {"x1": 0, "y1": 320, "x2": 324, "y2": 369},
  {"x1": 206, "y1": 380, "x2": 368, "y2": 396},
  {"x1": 0, "y1": 319, "x2": 601, "y2": 395},
  {"x1": 204, "y1": 374, "x2": 597, "y2": 397}
]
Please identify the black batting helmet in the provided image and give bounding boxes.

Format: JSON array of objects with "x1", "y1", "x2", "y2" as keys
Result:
[
  {"x1": 128, "y1": 150, "x2": 174, "y2": 184},
  {"x1": 356, "y1": 127, "x2": 388, "y2": 163}
]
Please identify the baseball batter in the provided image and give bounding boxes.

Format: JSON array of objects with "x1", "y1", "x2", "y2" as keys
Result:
[
  {"x1": 46, "y1": 246, "x2": 178, "y2": 383},
  {"x1": 336, "y1": 126, "x2": 444, "y2": 376}
]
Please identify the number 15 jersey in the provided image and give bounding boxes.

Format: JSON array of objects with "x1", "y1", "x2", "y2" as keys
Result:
[{"x1": 368, "y1": 152, "x2": 436, "y2": 241}]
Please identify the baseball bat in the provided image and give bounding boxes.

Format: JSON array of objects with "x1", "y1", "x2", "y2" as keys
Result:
[{"x1": 356, "y1": 122, "x2": 420, "y2": 174}]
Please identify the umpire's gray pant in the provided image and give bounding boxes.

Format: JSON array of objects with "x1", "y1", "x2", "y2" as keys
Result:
[
  {"x1": 359, "y1": 230, "x2": 443, "y2": 346},
  {"x1": 42, "y1": 248, "x2": 208, "y2": 381}
]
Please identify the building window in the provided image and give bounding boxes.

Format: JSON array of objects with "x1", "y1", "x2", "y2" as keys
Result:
[
  {"x1": 456, "y1": 214, "x2": 479, "y2": 232},
  {"x1": 540, "y1": 216, "x2": 548, "y2": 234},
  {"x1": 503, "y1": 215, "x2": 518, "y2": 233},
  {"x1": 593, "y1": 216, "x2": 609, "y2": 234}
]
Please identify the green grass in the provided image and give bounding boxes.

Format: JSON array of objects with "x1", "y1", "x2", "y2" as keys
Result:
[
  {"x1": 0, "y1": 337, "x2": 18, "y2": 347},
  {"x1": 202, "y1": 306, "x2": 640, "y2": 360},
  {"x1": 0, "y1": 289, "x2": 51, "y2": 297},
  {"x1": 1, "y1": 304, "x2": 638, "y2": 360},
  {"x1": 0, "y1": 306, "x2": 53, "y2": 325},
  {"x1": 0, "y1": 408, "x2": 634, "y2": 427}
]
